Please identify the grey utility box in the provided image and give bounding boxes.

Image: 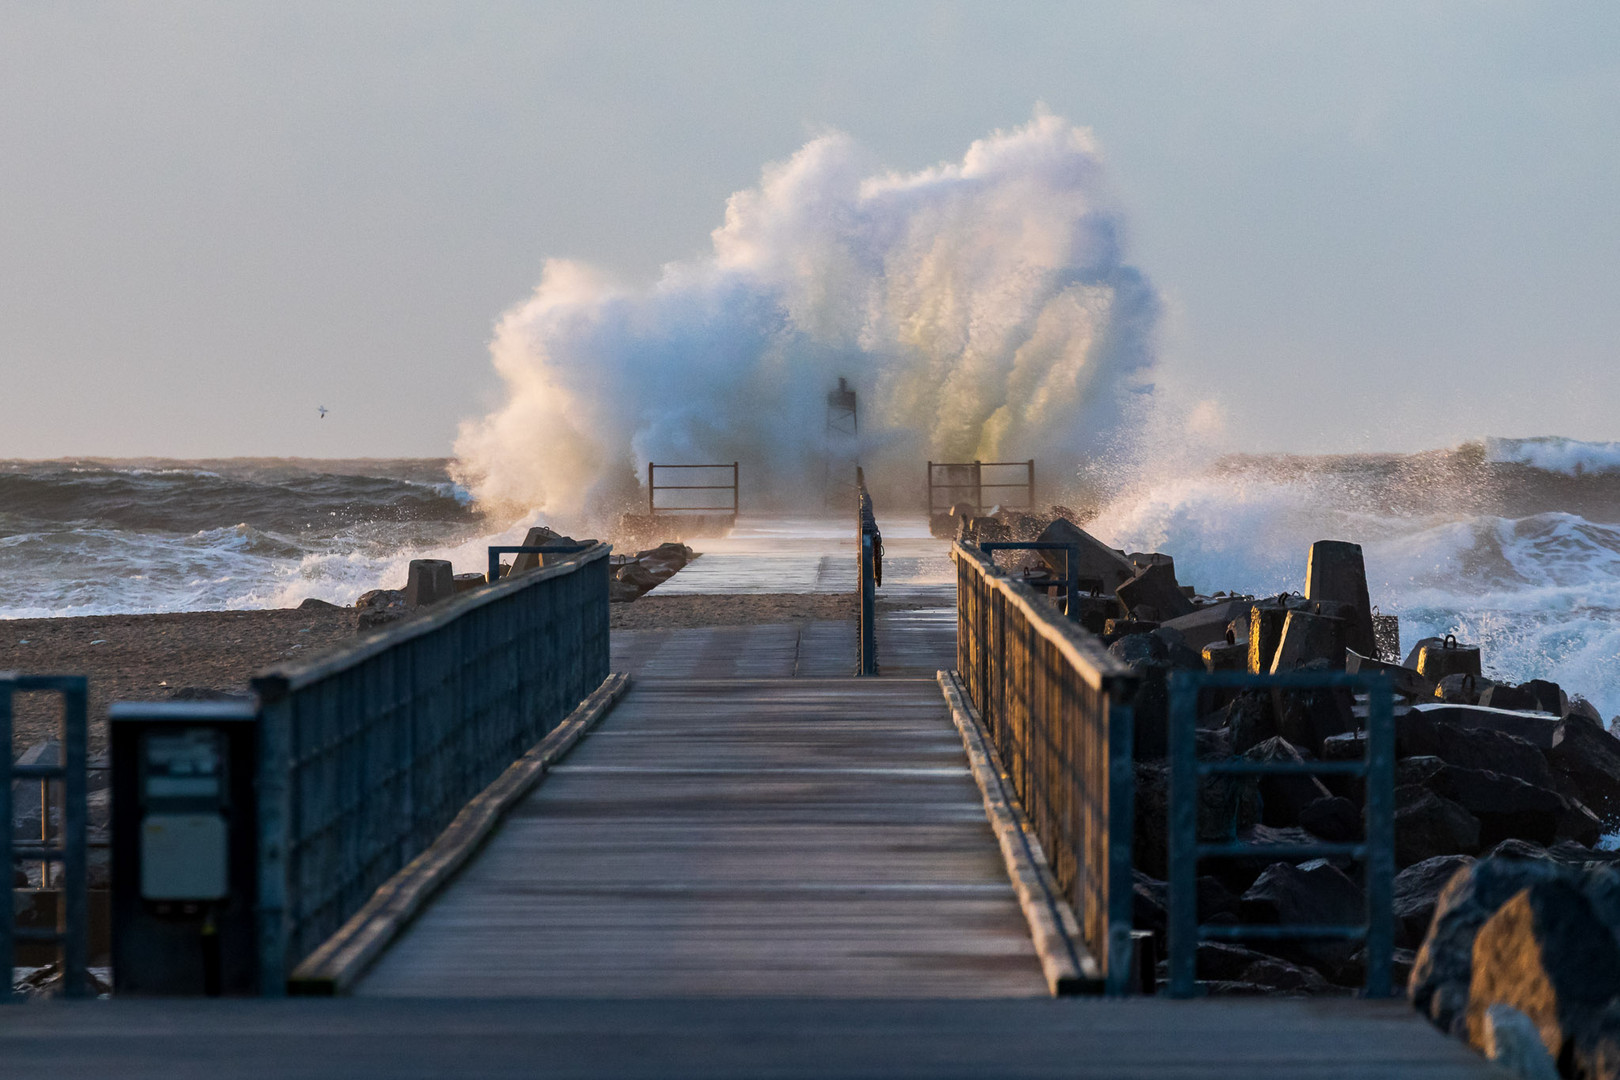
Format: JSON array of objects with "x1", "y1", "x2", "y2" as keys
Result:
[{"x1": 110, "y1": 701, "x2": 259, "y2": 995}]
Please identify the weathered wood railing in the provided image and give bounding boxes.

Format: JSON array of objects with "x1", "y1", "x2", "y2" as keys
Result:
[
  {"x1": 250, "y1": 544, "x2": 610, "y2": 994},
  {"x1": 952, "y1": 540, "x2": 1137, "y2": 994}
]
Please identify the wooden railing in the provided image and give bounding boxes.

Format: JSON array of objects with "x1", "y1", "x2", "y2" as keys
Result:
[
  {"x1": 952, "y1": 540, "x2": 1137, "y2": 993},
  {"x1": 250, "y1": 545, "x2": 610, "y2": 993}
]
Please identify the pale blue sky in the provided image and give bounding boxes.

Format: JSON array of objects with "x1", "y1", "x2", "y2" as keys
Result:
[{"x1": 2, "y1": 2, "x2": 1617, "y2": 458}]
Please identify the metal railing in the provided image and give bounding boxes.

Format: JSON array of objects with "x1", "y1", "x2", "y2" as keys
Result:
[
  {"x1": 249, "y1": 544, "x2": 611, "y2": 994},
  {"x1": 647, "y1": 461, "x2": 739, "y2": 519},
  {"x1": 856, "y1": 467, "x2": 881, "y2": 676},
  {"x1": 927, "y1": 459, "x2": 1035, "y2": 516},
  {"x1": 952, "y1": 541, "x2": 1137, "y2": 994},
  {"x1": 1, "y1": 674, "x2": 90, "y2": 1000},
  {"x1": 1166, "y1": 669, "x2": 1396, "y2": 998}
]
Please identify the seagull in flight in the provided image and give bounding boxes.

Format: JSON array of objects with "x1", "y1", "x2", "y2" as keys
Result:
[{"x1": 317, "y1": 405, "x2": 328, "y2": 419}]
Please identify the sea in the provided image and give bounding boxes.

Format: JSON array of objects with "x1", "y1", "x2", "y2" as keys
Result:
[{"x1": 2, "y1": 437, "x2": 1617, "y2": 720}]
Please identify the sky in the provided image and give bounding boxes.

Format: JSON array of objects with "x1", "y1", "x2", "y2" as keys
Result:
[{"x1": 2, "y1": 1, "x2": 1618, "y2": 460}]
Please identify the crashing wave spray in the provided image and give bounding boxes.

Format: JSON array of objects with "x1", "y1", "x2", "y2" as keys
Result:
[{"x1": 451, "y1": 111, "x2": 1158, "y2": 519}]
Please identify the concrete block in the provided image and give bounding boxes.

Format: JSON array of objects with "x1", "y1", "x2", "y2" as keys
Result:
[
  {"x1": 452, "y1": 572, "x2": 484, "y2": 595},
  {"x1": 1115, "y1": 561, "x2": 1195, "y2": 622},
  {"x1": 1414, "y1": 636, "x2": 1483, "y2": 682},
  {"x1": 1203, "y1": 641, "x2": 1247, "y2": 672},
  {"x1": 1034, "y1": 518, "x2": 1137, "y2": 593},
  {"x1": 404, "y1": 559, "x2": 455, "y2": 607},
  {"x1": 1270, "y1": 609, "x2": 1350, "y2": 674},
  {"x1": 1305, "y1": 540, "x2": 1376, "y2": 659},
  {"x1": 1161, "y1": 598, "x2": 1256, "y2": 652}
]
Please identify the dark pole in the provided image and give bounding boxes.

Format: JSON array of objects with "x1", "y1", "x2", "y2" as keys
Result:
[
  {"x1": 1027, "y1": 459, "x2": 1035, "y2": 510},
  {"x1": 732, "y1": 462, "x2": 739, "y2": 518},
  {"x1": 647, "y1": 463, "x2": 655, "y2": 516}
]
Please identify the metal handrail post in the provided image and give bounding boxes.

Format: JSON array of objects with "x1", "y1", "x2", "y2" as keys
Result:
[{"x1": 1, "y1": 682, "x2": 12, "y2": 1003}]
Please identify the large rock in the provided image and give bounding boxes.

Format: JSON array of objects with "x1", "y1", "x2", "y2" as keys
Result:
[
  {"x1": 1115, "y1": 560, "x2": 1196, "y2": 622},
  {"x1": 1396, "y1": 712, "x2": 1556, "y2": 790},
  {"x1": 1394, "y1": 855, "x2": 1476, "y2": 949},
  {"x1": 1034, "y1": 518, "x2": 1137, "y2": 594},
  {"x1": 510, "y1": 526, "x2": 583, "y2": 574},
  {"x1": 1346, "y1": 649, "x2": 1436, "y2": 701},
  {"x1": 1300, "y1": 795, "x2": 1361, "y2": 843},
  {"x1": 1465, "y1": 880, "x2": 1620, "y2": 1065},
  {"x1": 1395, "y1": 785, "x2": 1482, "y2": 869},
  {"x1": 1478, "y1": 1005, "x2": 1562, "y2": 1080},
  {"x1": 355, "y1": 587, "x2": 410, "y2": 631},
  {"x1": 1409, "y1": 854, "x2": 1567, "y2": 1036},
  {"x1": 1240, "y1": 860, "x2": 1363, "y2": 977},
  {"x1": 1304, "y1": 540, "x2": 1376, "y2": 660},
  {"x1": 1244, "y1": 737, "x2": 1333, "y2": 827},
  {"x1": 1409, "y1": 702, "x2": 1560, "y2": 749},
  {"x1": 1406, "y1": 758, "x2": 1600, "y2": 848},
  {"x1": 1269, "y1": 609, "x2": 1350, "y2": 673},
  {"x1": 1546, "y1": 713, "x2": 1620, "y2": 826},
  {"x1": 1412, "y1": 637, "x2": 1483, "y2": 682}
]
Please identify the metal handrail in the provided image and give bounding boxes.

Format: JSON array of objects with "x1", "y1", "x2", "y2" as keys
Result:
[
  {"x1": 951, "y1": 541, "x2": 1137, "y2": 994},
  {"x1": 856, "y1": 467, "x2": 881, "y2": 675},
  {"x1": 1166, "y1": 669, "x2": 1396, "y2": 999},
  {"x1": 1, "y1": 673, "x2": 90, "y2": 1001},
  {"x1": 927, "y1": 459, "x2": 1035, "y2": 515},
  {"x1": 486, "y1": 543, "x2": 596, "y2": 585},
  {"x1": 250, "y1": 544, "x2": 611, "y2": 993},
  {"x1": 648, "y1": 462, "x2": 739, "y2": 518}
]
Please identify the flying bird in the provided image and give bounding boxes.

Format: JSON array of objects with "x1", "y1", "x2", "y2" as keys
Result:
[{"x1": 317, "y1": 405, "x2": 328, "y2": 419}]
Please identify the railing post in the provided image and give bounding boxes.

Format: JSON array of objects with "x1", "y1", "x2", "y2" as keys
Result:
[
  {"x1": 60, "y1": 678, "x2": 88, "y2": 998},
  {"x1": 732, "y1": 461, "x2": 740, "y2": 519},
  {"x1": 647, "y1": 462, "x2": 655, "y2": 516},
  {"x1": 1364, "y1": 684, "x2": 1396, "y2": 997},
  {"x1": 1106, "y1": 695, "x2": 1136, "y2": 997},
  {"x1": 1167, "y1": 671, "x2": 1200, "y2": 998},
  {"x1": 254, "y1": 683, "x2": 291, "y2": 997},
  {"x1": 1027, "y1": 459, "x2": 1035, "y2": 509}
]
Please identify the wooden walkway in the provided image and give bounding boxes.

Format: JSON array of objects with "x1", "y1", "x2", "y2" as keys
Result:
[{"x1": 356, "y1": 677, "x2": 1048, "y2": 997}]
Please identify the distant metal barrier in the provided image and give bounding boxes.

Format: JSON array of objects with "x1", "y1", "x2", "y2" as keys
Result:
[
  {"x1": 952, "y1": 541, "x2": 1137, "y2": 994},
  {"x1": 856, "y1": 468, "x2": 881, "y2": 676},
  {"x1": 250, "y1": 544, "x2": 611, "y2": 994},
  {"x1": 977, "y1": 541, "x2": 1080, "y2": 621},
  {"x1": 927, "y1": 459, "x2": 1034, "y2": 516},
  {"x1": 648, "y1": 462, "x2": 739, "y2": 520},
  {"x1": 0, "y1": 674, "x2": 90, "y2": 1000},
  {"x1": 1166, "y1": 669, "x2": 1396, "y2": 999}
]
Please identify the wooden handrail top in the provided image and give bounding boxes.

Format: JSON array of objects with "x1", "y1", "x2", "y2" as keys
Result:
[
  {"x1": 951, "y1": 541, "x2": 1135, "y2": 694},
  {"x1": 253, "y1": 543, "x2": 611, "y2": 699}
]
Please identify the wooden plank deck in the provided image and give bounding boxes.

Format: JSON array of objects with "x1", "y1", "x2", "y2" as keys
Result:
[
  {"x1": 3, "y1": 997, "x2": 1503, "y2": 1078},
  {"x1": 355, "y1": 677, "x2": 1049, "y2": 998}
]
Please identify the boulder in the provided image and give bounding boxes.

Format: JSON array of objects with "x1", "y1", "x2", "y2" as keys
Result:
[
  {"x1": 616, "y1": 561, "x2": 668, "y2": 592},
  {"x1": 1409, "y1": 854, "x2": 1567, "y2": 1036},
  {"x1": 297, "y1": 597, "x2": 341, "y2": 611},
  {"x1": 1300, "y1": 795, "x2": 1361, "y2": 843},
  {"x1": 1116, "y1": 561, "x2": 1196, "y2": 621},
  {"x1": 1224, "y1": 689, "x2": 1279, "y2": 754},
  {"x1": 1304, "y1": 540, "x2": 1376, "y2": 660},
  {"x1": 1240, "y1": 859, "x2": 1363, "y2": 976},
  {"x1": 1395, "y1": 785, "x2": 1482, "y2": 869},
  {"x1": 1189, "y1": 942, "x2": 1332, "y2": 994},
  {"x1": 1034, "y1": 518, "x2": 1137, "y2": 594},
  {"x1": 1465, "y1": 880, "x2": 1620, "y2": 1065},
  {"x1": 1478, "y1": 683, "x2": 1540, "y2": 712},
  {"x1": 1133, "y1": 763, "x2": 1259, "y2": 880},
  {"x1": 1244, "y1": 737, "x2": 1333, "y2": 827},
  {"x1": 608, "y1": 578, "x2": 641, "y2": 604},
  {"x1": 1410, "y1": 759, "x2": 1599, "y2": 848},
  {"x1": 1202, "y1": 640, "x2": 1248, "y2": 672},
  {"x1": 452, "y1": 572, "x2": 485, "y2": 594},
  {"x1": 1131, "y1": 872, "x2": 1241, "y2": 934},
  {"x1": 1546, "y1": 713, "x2": 1620, "y2": 826},
  {"x1": 1393, "y1": 855, "x2": 1476, "y2": 949},
  {"x1": 355, "y1": 588, "x2": 410, "y2": 631},
  {"x1": 1409, "y1": 703, "x2": 1560, "y2": 749},
  {"x1": 1396, "y1": 712, "x2": 1555, "y2": 790},
  {"x1": 1477, "y1": 1004, "x2": 1562, "y2": 1080},
  {"x1": 1521, "y1": 679, "x2": 1567, "y2": 717}
]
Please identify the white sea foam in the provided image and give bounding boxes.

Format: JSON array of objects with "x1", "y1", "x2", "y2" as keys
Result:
[
  {"x1": 1485, "y1": 436, "x2": 1620, "y2": 476},
  {"x1": 451, "y1": 110, "x2": 1158, "y2": 518}
]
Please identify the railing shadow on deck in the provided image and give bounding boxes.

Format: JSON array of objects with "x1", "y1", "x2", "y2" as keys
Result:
[
  {"x1": 249, "y1": 544, "x2": 611, "y2": 994},
  {"x1": 952, "y1": 540, "x2": 1138, "y2": 995}
]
